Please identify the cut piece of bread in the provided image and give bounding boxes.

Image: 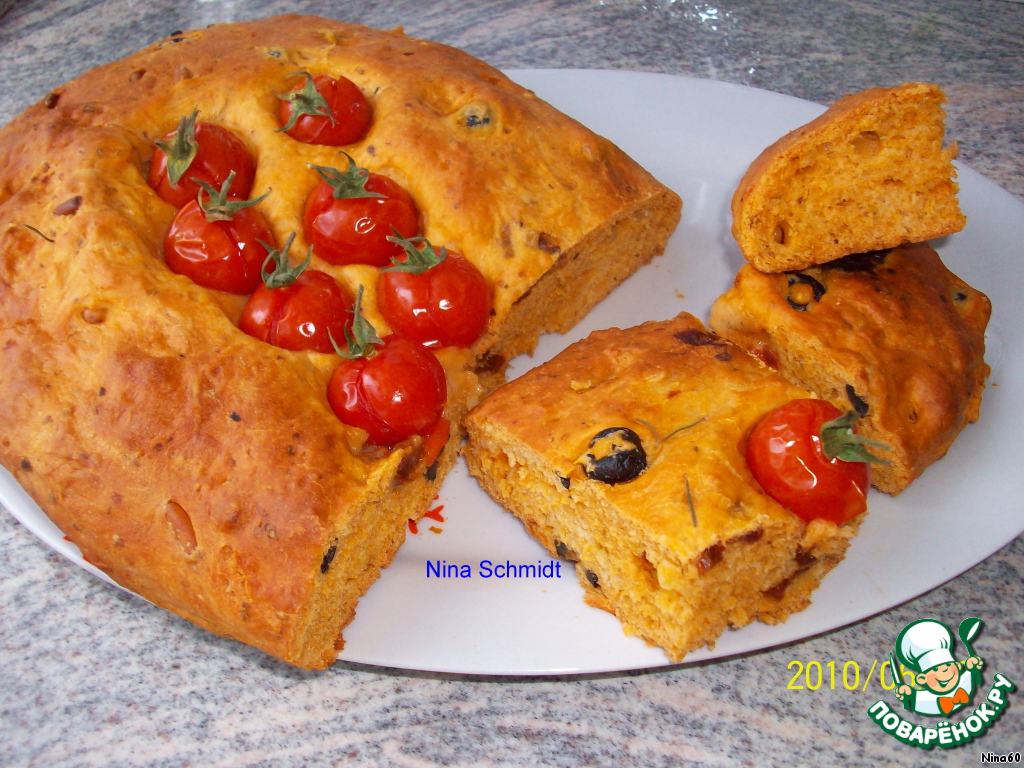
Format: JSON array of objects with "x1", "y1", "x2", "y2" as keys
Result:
[
  {"x1": 0, "y1": 17, "x2": 681, "y2": 668},
  {"x1": 465, "y1": 314, "x2": 859, "y2": 661},
  {"x1": 732, "y1": 82, "x2": 966, "y2": 272},
  {"x1": 710, "y1": 243, "x2": 990, "y2": 494}
]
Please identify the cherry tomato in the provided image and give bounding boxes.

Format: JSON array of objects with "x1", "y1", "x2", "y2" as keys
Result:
[
  {"x1": 746, "y1": 399, "x2": 869, "y2": 525},
  {"x1": 327, "y1": 336, "x2": 447, "y2": 446},
  {"x1": 377, "y1": 240, "x2": 490, "y2": 349},
  {"x1": 303, "y1": 161, "x2": 419, "y2": 267},
  {"x1": 163, "y1": 177, "x2": 273, "y2": 295},
  {"x1": 238, "y1": 237, "x2": 353, "y2": 353},
  {"x1": 149, "y1": 115, "x2": 255, "y2": 209},
  {"x1": 278, "y1": 72, "x2": 372, "y2": 146}
]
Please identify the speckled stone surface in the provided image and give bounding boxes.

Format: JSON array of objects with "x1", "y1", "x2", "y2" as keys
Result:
[{"x1": 1, "y1": 1, "x2": 1022, "y2": 766}]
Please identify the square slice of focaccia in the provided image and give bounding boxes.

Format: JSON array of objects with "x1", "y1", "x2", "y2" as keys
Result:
[
  {"x1": 465, "y1": 314, "x2": 858, "y2": 662},
  {"x1": 0, "y1": 16, "x2": 681, "y2": 668}
]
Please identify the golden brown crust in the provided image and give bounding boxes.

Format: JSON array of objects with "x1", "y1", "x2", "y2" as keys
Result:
[
  {"x1": 465, "y1": 314, "x2": 857, "y2": 661},
  {"x1": 732, "y1": 82, "x2": 966, "y2": 272},
  {"x1": 1, "y1": 17, "x2": 679, "y2": 358},
  {"x1": 709, "y1": 243, "x2": 990, "y2": 494},
  {"x1": 469, "y1": 316, "x2": 806, "y2": 557},
  {"x1": 0, "y1": 17, "x2": 680, "y2": 667}
]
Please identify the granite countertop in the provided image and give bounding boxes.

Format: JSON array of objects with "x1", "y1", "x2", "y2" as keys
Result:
[{"x1": 1, "y1": 1, "x2": 1022, "y2": 766}]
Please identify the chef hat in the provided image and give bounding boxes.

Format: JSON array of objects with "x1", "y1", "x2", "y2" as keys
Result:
[{"x1": 896, "y1": 619, "x2": 956, "y2": 673}]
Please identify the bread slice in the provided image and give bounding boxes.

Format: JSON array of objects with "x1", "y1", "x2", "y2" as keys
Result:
[
  {"x1": 710, "y1": 243, "x2": 990, "y2": 494},
  {"x1": 732, "y1": 82, "x2": 965, "y2": 272},
  {"x1": 0, "y1": 17, "x2": 681, "y2": 668},
  {"x1": 465, "y1": 314, "x2": 859, "y2": 661}
]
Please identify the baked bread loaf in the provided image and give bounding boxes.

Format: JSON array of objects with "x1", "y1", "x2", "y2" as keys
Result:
[
  {"x1": 0, "y1": 16, "x2": 681, "y2": 668},
  {"x1": 709, "y1": 243, "x2": 990, "y2": 494},
  {"x1": 732, "y1": 82, "x2": 966, "y2": 272},
  {"x1": 464, "y1": 314, "x2": 858, "y2": 661}
]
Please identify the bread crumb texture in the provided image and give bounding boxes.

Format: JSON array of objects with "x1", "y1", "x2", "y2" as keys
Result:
[
  {"x1": 465, "y1": 314, "x2": 857, "y2": 661},
  {"x1": 732, "y1": 82, "x2": 965, "y2": 272}
]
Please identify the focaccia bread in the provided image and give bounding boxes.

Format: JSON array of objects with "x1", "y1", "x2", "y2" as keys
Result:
[
  {"x1": 732, "y1": 82, "x2": 965, "y2": 272},
  {"x1": 709, "y1": 243, "x2": 990, "y2": 494},
  {"x1": 464, "y1": 314, "x2": 858, "y2": 661},
  {"x1": 0, "y1": 16, "x2": 681, "y2": 668}
]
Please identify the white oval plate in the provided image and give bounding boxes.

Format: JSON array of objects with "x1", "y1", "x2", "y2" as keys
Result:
[{"x1": 3, "y1": 71, "x2": 1023, "y2": 675}]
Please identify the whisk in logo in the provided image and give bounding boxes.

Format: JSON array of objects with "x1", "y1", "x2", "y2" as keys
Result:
[{"x1": 866, "y1": 617, "x2": 1016, "y2": 750}]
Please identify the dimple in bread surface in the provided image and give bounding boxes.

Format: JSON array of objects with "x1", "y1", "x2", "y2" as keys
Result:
[
  {"x1": 709, "y1": 243, "x2": 991, "y2": 495},
  {"x1": 464, "y1": 314, "x2": 858, "y2": 661},
  {"x1": 732, "y1": 82, "x2": 966, "y2": 272},
  {"x1": 0, "y1": 16, "x2": 681, "y2": 668}
]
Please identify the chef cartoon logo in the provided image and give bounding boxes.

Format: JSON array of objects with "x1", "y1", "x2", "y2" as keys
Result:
[
  {"x1": 866, "y1": 617, "x2": 1017, "y2": 750},
  {"x1": 892, "y1": 618, "x2": 983, "y2": 716}
]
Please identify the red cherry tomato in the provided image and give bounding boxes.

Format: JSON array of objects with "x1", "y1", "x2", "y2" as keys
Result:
[
  {"x1": 327, "y1": 336, "x2": 447, "y2": 446},
  {"x1": 239, "y1": 270, "x2": 353, "y2": 353},
  {"x1": 279, "y1": 73, "x2": 372, "y2": 146},
  {"x1": 150, "y1": 121, "x2": 255, "y2": 209},
  {"x1": 164, "y1": 200, "x2": 273, "y2": 294},
  {"x1": 378, "y1": 249, "x2": 491, "y2": 348},
  {"x1": 304, "y1": 171, "x2": 419, "y2": 267},
  {"x1": 746, "y1": 399, "x2": 868, "y2": 525}
]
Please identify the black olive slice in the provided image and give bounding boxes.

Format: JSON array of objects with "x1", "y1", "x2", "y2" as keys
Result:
[
  {"x1": 786, "y1": 273, "x2": 826, "y2": 311},
  {"x1": 320, "y1": 544, "x2": 338, "y2": 574},
  {"x1": 577, "y1": 427, "x2": 647, "y2": 485},
  {"x1": 846, "y1": 384, "x2": 869, "y2": 417},
  {"x1": 822, "y1": 250, "x2": 889, "y2": 274},
  {"x1": 462, "y1": 102, "x2": 493, "y2": 128},
  {"x1": 554, "y1": 539, "x2": 579, "y2": 561}
]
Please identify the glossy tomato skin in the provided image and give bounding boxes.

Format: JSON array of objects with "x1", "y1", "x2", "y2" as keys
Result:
[
  {"x1": 746, "y1": 399, "x2": 868, "y2": 525},
  {"x1": 327, "y1": 336, "x2": 447, "y2": 446},
  {"x1": 239, "y1": 270, "x2": 352, "y2": 353},
  {"x1": 164, "y1": 200, "x2": 273, "y2": 294},
  {"x1": 149, "y1": 123, "x2": 255, "y2": 209},
  {"x1": 303, "y1": 173, "x2": 418, "y2": 267},
  {"x1": 279, "y1": 74, "x2": 372, "y2": 146},
  {"x1": 377, "y1": 252, "x2": 491, "y2": 348}
]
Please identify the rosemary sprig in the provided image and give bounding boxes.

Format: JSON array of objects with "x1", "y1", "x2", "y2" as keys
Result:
[
  {"x1": 685, "y1": 474, "x2": 697, "y2": 528},
  {"x1": 23, "y1": 224, "x2": 54, "y2": 242},
  {"x1": 635, "y1": 416, "x2": 705, "y2": 446}
]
